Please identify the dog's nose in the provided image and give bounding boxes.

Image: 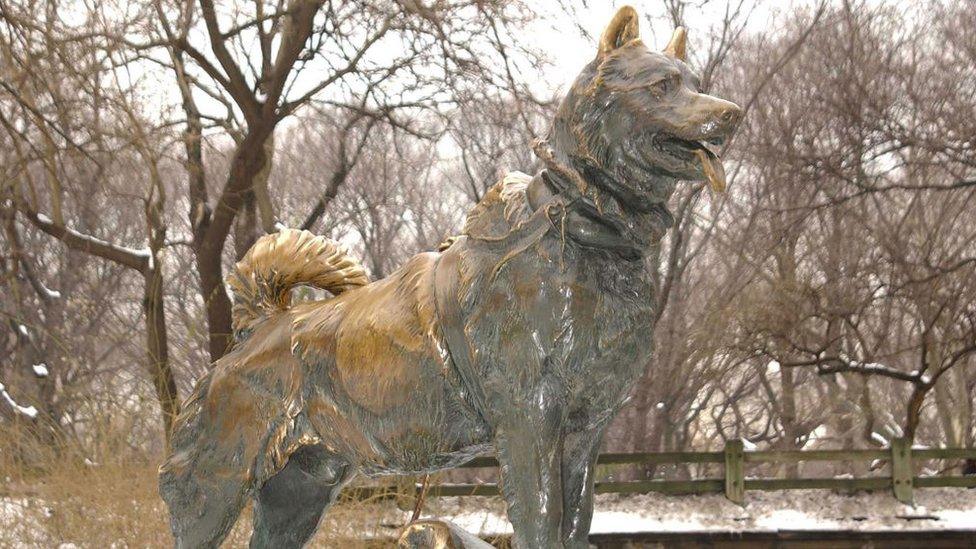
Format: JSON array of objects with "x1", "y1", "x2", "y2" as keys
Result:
[{"x1": 720, "y1": 105, "x2": 743, "y2": 127}]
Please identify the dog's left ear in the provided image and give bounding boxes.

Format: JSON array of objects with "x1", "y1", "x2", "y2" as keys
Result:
[
  {"x1": 663, "y1": 27, "x2": 688, "y2": 61},
  {"x1": 599, "y1": 6, "x2": 640, "y2": 56}
]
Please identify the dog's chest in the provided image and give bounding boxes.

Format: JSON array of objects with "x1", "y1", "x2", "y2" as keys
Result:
[
  {"x1": 464, "y1": 236, "x2": 656, "y2": 422},
  {"x1": 558, "y1": 249, "x2": 657, "y2": 421}
]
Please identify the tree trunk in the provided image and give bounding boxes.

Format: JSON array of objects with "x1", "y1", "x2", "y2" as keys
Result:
[
  {"x1": 194, "y1": 125, "x2": 274, "y2": 361},
  {"x1": 143, "y1": 264, "x2": 179, "y2": 445},
  {"x1": 194, "y1": 248, "x2": 235, "y2": 362},
  {"x1": 17, "y1": 203, "x2": 180, "y2": 444},
  {"x1": 2, "y1": 206, "x2": 67, "y2": 446},
  {"x1": 934, "y1": 376, "x2": 962, "y2": 447},
  {"x1": 904, "y1": 383, "x2": 929, "y2": 444},
  {"x1": 779, "y1": 366, "x2": 800, "y2": 478},
  {"x1": 234, "y1": 190, "x2": 258, "y2": 260}
]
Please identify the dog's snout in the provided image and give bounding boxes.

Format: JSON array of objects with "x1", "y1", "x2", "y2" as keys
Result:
[{"x1": 686, "y1": 94, "x2": 743, "y2": 138}]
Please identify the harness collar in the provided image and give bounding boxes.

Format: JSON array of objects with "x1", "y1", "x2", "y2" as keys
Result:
[{"x1": 528, "y1": 164, "x2": 673, "y2": 261}]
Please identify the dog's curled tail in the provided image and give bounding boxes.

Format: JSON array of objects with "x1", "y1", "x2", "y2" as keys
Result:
[{"x1": 227, "y1": 228, "x2": 369, "y2": 336}]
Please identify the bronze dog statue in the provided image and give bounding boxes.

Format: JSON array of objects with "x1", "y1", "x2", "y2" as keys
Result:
[{"x1": 159, "y1": 6, "x2": 741, "y2": 548}]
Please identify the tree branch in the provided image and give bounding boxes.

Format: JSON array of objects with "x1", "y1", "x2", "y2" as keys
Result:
[{"x1": 18, "y1": 207, "x2": 150, "y2": 273}]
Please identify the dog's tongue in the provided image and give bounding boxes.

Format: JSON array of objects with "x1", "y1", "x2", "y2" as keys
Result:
[{"x1": 694, "y1": 148, "x2": 727, "y2": 192}]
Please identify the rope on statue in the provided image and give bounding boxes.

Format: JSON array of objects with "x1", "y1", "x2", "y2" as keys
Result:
[
  {"x1": 411, "y1": 474, "x2": 431, "y2": 523},
  {"x1": 531, "y1": 138, "x2": 590, "y2": 196}
]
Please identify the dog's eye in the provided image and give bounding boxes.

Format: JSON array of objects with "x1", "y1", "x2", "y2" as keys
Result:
[{"x1": 649, "y1": 74, "x2": 679, "y2": 96}]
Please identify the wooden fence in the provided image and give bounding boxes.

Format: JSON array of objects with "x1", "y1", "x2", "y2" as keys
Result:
[{"x1": 350, "y1": 439, "x2": 976, "y2": 505}]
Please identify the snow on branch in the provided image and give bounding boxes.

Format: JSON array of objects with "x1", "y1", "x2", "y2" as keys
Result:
[
  {"x1": 0, "y1": 382, "x2": 38, "y2": 419},
  {"x1": 817, "y1": 354, "x2": 923, "y2": 384},
  {"x1": 870, "y1": 431, "x2": 889, "y2": 447},
  {"x1": 37, "y1": 282, "x2": 61, "y2": 300},
  {"x1": 22, "y1": 210, "x2": 151, "y2": 272},
  {"x1": 779, "y1": 354, "x2": 922, "y2": 383}
]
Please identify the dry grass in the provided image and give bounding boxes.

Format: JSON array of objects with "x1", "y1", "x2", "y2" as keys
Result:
[
  {"x1": 0, "y1": 463, "x2": 400, "y2": 547},
  {"x1": 0, "y1": 463, "x2": 409, "y2": 547},
  {"x1": 0, "y1": 423, "x2": 509, "y2": 548},
  {"x1": 0, "y1": 420, "x2": 192, "y2": 547}
]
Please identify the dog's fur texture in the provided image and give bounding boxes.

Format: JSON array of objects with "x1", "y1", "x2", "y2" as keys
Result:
[{"x1": 159, "y1": 7, "x2": 741, "y2": 548}]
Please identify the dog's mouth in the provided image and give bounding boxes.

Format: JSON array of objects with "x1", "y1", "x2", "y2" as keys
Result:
[{"x1": 664, "y1": 136, "x2": 728, "y2": 192}]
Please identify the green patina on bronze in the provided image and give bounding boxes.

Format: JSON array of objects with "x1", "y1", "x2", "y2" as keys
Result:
[{"x1": 159, "y1": 6, "x2": 742, "y2": 548}]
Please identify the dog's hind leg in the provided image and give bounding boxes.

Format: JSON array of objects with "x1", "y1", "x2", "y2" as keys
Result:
[
  {"x1": 162, "y1": 466, "x2": 249, "y2": 549},
  {"x1": 159, "y1": 371, "x2": 253, "y2": 548},
  {"x1": 160, "y1": 345, "x2": 307, "y2": 548},
  {"x1": 249, "y1": 444, "x2": 353, "y2": 549}
]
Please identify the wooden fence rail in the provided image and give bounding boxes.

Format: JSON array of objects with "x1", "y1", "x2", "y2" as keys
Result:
[{"x1": 348, "y1": 439, "x2": 976, "y2": 505}]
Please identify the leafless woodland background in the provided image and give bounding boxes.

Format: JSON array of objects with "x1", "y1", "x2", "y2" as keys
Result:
[{"x1": 1, "y1": 0, "x2": 975, "y2": 491}]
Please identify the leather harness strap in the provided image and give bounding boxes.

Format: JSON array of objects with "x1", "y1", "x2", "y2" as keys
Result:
[{"x1": 432, "y1": 237, "x2": 490, "y2": 425}]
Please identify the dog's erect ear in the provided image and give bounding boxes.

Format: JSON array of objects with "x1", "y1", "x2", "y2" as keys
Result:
[
  {"x1": 663, "y1": 27, "x2": 688, "y2": 61},
  {"x1": 599, "y1": 6, "x2": 640, "y2": 56}
]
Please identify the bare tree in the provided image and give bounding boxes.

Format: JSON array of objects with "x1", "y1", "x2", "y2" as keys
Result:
[
  {"x1": 148, "y1": 0, "x2": 552, "y2": 360},
  {"x1": 718, "y1": 0, "x2": 976, "y2": 449},
  {"x1": 0, "y1": 2, "x2": 181, "y2": 441}
]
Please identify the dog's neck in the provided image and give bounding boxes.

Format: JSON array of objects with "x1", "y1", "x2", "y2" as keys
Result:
[{"x1": 527, "y1": 130, "x2": 675, "y2": 260}]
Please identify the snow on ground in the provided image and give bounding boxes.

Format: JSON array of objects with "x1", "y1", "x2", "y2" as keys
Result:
[
  {"x1": 419, "y1": 489, "x2": 976, "y2": 535},
  {"x1": 2, "y1": 488, "x2": 973, "y2": 544},
  {"x1": 0, "y1": 498, "x2": 47, "y2": 548},
  {"x1": 322, "y1": 488, "x2": 976, "y2": 538}
]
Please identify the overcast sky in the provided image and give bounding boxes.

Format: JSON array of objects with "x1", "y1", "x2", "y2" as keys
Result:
[{"x1": 527, "y1": 0, "x2": 825, "y2": 94}]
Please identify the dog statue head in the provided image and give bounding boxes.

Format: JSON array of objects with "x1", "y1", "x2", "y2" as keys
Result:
[{"x1": 548, "y1": 6, "x2": 742, "y2": 199}]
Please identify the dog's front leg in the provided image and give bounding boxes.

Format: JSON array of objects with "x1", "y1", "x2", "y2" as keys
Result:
[
  {"x1": 560, "y1": 421, "x2": 609, "y2": 549},
  {"x1": 495, "y1": 402, "x2": 564, "y2": 549}
]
